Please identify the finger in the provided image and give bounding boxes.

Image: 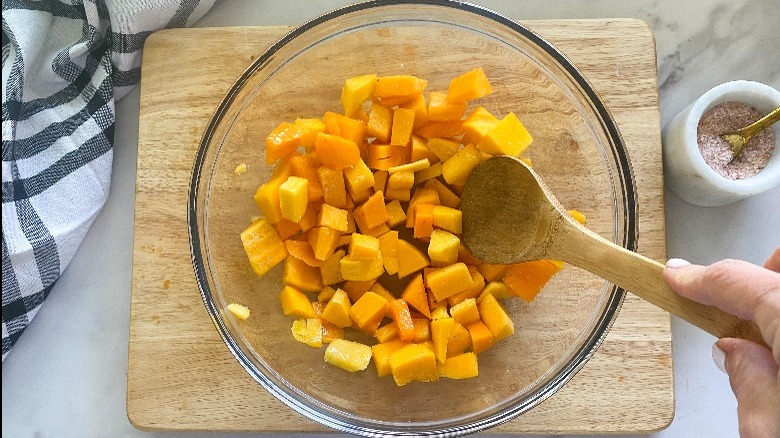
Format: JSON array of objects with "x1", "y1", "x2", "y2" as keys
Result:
[
  {"x1": 754, "y1": 289, "x2": 780, "y2": 364},
  {"x1": 762, "y1": 247, "x2": 780, "y2": 273},
  {"x1": 663, "y1": 259, "x2": 780, "y2": 321},
  {"x1": 716, "y1": 338, "x2": 780, "y2": 438}
]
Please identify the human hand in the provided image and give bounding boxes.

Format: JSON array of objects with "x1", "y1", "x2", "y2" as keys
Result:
[{"x1": 664, "y1": 248, "x2": 780, "y2": 438}]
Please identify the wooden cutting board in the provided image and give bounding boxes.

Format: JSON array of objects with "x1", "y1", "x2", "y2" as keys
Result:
[{"x1": 128, "y1": 21, "x2": 673, "y2": 434}]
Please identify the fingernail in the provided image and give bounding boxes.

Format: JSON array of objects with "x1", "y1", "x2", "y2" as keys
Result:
[
  {"x1": 711, "y1": 342, "x2": 727, "y2": 374},
  {"x1": 666, "y1": 258, "x2": 691, "y2": 269}
]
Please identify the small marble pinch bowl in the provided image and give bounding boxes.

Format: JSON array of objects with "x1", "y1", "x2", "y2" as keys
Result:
[{"x1": 663, "y1": 80, "x2": 780, "y2": 207}]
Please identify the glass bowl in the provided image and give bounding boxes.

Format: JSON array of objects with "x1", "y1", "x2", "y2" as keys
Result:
[{"x1": 190, "y1": 1, "x2": 636, "y2": 436}]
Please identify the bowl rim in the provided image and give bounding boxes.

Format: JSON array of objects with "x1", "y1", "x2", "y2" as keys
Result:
[{"x1": 188, "y1": 0, "x2": 636, "y2": 436}]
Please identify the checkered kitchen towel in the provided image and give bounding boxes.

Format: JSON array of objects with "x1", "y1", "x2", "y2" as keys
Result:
[{"x1": 1, "y1": 0, "x2": 215, "y2": 360}]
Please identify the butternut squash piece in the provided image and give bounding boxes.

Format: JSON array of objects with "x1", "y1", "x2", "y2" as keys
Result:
[
  {"x1": 312, "y1": 302, "x2": 345, "y2": 343},
  {"x1": 387, "y1": 158, "x2": 430, "y2": 175},
  {"x1": 373, "y1": 169, "x2": 389, "y2": 193},
  {"x1": 448, "y1": 67, "x2": 492, "y2": 102},
  {"x1": 298, "y1": 201, "x2": 321, "y2": 232},
  {"x1": 425, "y1": 262, "x2": 472, "y2": 301},
  {"x1": 406, "y1": 187, "x2": 440, "y2": 227},
  {"x1": 348, "y1": 233, "x2": 380, "y2": 261},
  {"x1": 318, "y1": 204, "x2": 349, "y2": 232},
  {"x1": 373, "y1": 75, "x2": 428, "y2": 99},
  {"x1": 447, "y1": 321, "x2": 472, "y2": 356},
  {"x1": 321, "y1": 289, "x2": 352, "y2": 328},
  {"x1": 430, "y1": 317, "x2": 454, "y2": 363},
  {"x1": 342, "y1": 279, "x2": 376, "y2": 303},
  {"x1": 265, "y1": 122, "x2": 302, "y2": 164},
  {"x1": 467, "y1": 321, "x2": 495, "y2": 354},
  {"x1": 478, "y1": 293, "x2": 514, "y2": 341},
  {"x1": 389, "y1": 299, "x2": 416, "y2": 342},
  {"x1": 274, "y1": 218, "x2": 301, "y2": 240},
  {"x1": 372, "y1": 338, "x2": 408, "y2": 377},
  {"x1": 366, "y1": 104, "x2": 393, "y2": 142},
  {"x1": 343, "y1": 158, "x2": 375, "y2": 203},
  {"x1": 396, "y1": 239, "x2": 430, "y2": 278},
  {"x1": 227, "y1": 303, "x2": 251, "y2": 321},
  {"x1": 462, "y1": 106, "x2": 499, "y2": 145},
  {"x1": 317, "y1": 166, "x2": 348, "y2": 208},
  {"x1": 428, "y1": 91, "x2": 467, "y2": 121},
  {"x1": 413, "y1": 203, "x2": 435, "y2": 238},
  {"x1": 353, "y1": 191, "x2": 388, "y2": 230},
  {"x1": 477, "y1": 281, "x2": 511, "y2": 303},
  {"x1": 241, "y1": 219, "x2": 288, "y2": 277},
  {"x1": 427, "y1": 137, "x2": 460, "y2": 162},
  {"x1": 431, "y1": 206, "x2": 462, "y2": 234},
  {"x1": 308, "y1": 226, "x2": 340, "y2": 261},
  {"x1": 437, "y1": 352, "x2": 479, "y2": 379},
  {"x1": 340, "y1": 253, "x2": 384, "y2": 281},
  {"x1": 341, "y1": 74, "x2": 376, "y2": 118},
  {"x1": 285, "y1": 240, "x2": 322, "y2": 268},
  {"x1": 390, "y1": 107, "x2": 416, "y2": 146},
  {"x1": 377, "y1": 230, "x2": 399, "y2": 275},
  {"x1": 291, "y1": 318, "x2": 323, "y2": 348},
  {"x1": 399, "y1": 94, "x2": 430, "y2": 128},
  {"x1": 412, "y1": 318, "x2": 431, "y2": 342},
  {"x1": 476, "y1": 112, "x2": 533, "y2": 156},
  {"x1": 318, "y1": 286, "x2": 337, "y2": 303},
  {"x1": 385, "y1": 200, "x2": 407, "y2": 229},
  {"x1": 414, "y1": 163, "x2": 442, "y2": 184},
  {"x1": 426, "y1": 179, "x2": 460, "y2": 209},
  {"x1": 410, "y1": 135, "x2": 439, "y2": 164},
  {"x1": 414, "y1": 120, "x2": 464, "y2": 139},
  {"x1": 280, "y1": 285, "x2": 317, "y2": 318},
  {"x1": 294, "y1": 117, "x2": 326, "y2": 148},
  {"x1": 323, "y1": 111, "x2": 366, "y2": 148},
  {"x1": 400, "y1": 273, "x2": 431, "y2": 319},
  {"x1": 319, "y1": 249, "x2": 345, "y2": 285},
  {"x1": 447, "y1": 266, "x2": 485, "y2": 307},
  {"x1": 366, "y1": 144, "x2": 409, "y2": 170},
  {"x1": 290, "y1": 154, "x2": 324, "y2": 202},
  {"x1": 283, "y1": 256, "x2": 323, "y2": 292},
  {"x1": 389, "y1": 343, "x2": 438, "y2": 386},
  {"x1": 324, "y1": 339, "x2": 372, "y2": 372},
  {"x1": 314, "y1": 132, "x2": 361, "y2": 169},
  {"x1": 386, "y1": 171, "x2": 415, "y2": 191},
  {"x1": 503, "y1": 259, "x2": 563, "y2": 302},
  {"x1": 374, "y1": 322, "x2": 400, "y2": 343},
  {"x1": 449, "y1": 298, "x2": 481, "y2": 327},
  {"x1": 477, "y1": 263, "x2": 510, "y2": 282},
  {"x1": 428, "y1": 229, "x2": 460, "y2": 267},
  {"x1": 442, "y1": 143, "x2": 482, "y2": 186},
  {"x1": 349, "y1": 291, "x2": 389, "y2": 330}
]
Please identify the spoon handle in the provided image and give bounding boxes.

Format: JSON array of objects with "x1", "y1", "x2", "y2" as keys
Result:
[
  {"x1": 555, "y1": 221, "x2": 766, "y2": 346},
  {"x1": 737, "y1": 106, "x2": 780, "y2": 140}
]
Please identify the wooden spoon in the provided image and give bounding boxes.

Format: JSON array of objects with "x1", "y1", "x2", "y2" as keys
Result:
[{"x1": 460, "y1": 155, "x2": 765, "y2": 345}]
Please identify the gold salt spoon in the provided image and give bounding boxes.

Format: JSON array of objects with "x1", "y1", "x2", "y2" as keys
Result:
[
  {"x1": 721, "y1": 106, "x2": 780, "y2": 161},
  {"x1": 460, "y1": 155, "x2": 765, "y2": 345}
]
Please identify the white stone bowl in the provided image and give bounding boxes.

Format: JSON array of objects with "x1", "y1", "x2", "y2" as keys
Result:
[{"x1": 663, "y1": 80, "x2": 780, "y2": 207}]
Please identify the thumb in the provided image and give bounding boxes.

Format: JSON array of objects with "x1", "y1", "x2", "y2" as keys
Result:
[{"x1": 716, "y1": 338, "x2": 780, "y2": 438}]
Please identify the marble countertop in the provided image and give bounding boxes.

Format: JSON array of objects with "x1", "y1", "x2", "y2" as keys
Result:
[{"x1": 3, "y1": 1, "x2": 779, "y2": 437}]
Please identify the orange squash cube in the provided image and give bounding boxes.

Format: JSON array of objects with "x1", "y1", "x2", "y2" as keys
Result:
[
  {"x1": 319, "y1": 249, "x2": 345, "y2": 285},
  {"x1": 476, "y1": 112, "x2": 533, "y2": 156},
  {"x1": 375, "y1": 321, "x2": 400, "y2": 343},
  {"x1": 431, "y1": 206, "x2": 462, "y2": 235},
  {"x1": 462, "y1": 106, "x2": 499, "y2": 145},
  {"x1": 353, "y1": 191, "x2": 388, "y2": 230},
  {"x1": 447, "y1": 321, "x2": 472, "y2": 356},
  {"x1": 341, "y1": 74, "x2": 376, "y2": 118},
  {"x1": 372, "y1": 339, "x2": 408, "y2": 377},
  {"x1": 386, "y1": 171, "x2": 415, "y2": 191},
  {"x1": 467, "y1": 321, "x2": 495, "y2": 354},
  {"x1": 290, "y1": 154, "x2": 324, "y2": 203},
  {"x1": 343, "y1": 158, "x2": 375, "y2": 203},
  {"x1": 414, "y1": 163, "x2": 442, "y2": 184},
  {"x1": 318, "y1": 204, "x2": 349, "y2": 232},
  {"x1": 366, "y1": 144, "x2": 408, "y2": 170},
  {"x1": 390, "y1": 107, "x2": 416, "y2": 146},
  {"x1": 389, "y1": 343, "x2": 438, "y2": 386},
  {"x1": 291, "y1": 318, "x2": 323, "y2": 348},
  {"x1": 278, "y1": 176, "x2": 309, "y2": 223},
  {"x1": 477, "y1": 281, "x2": 512, "y2": 304},
  {"x1": 414, "y1": 120, "x2": 464, "y2": 139},
  {"x1": 426, "y1": 137, "x2": 460, "y2": 162},
  {"x1": 430, "y1": 317, "x2": 454, "y2": 363},
  {"x1": 448, "y1": 67, "x2": 492, "y2": 102},
  {"x1": 294, "y1": 117, "x2": 326, "y2": 148},
  {"x1": 324, "y1": 339, "x2": 372, "y2": 372},
  {"x1": 410, "y1": 135, "x2": 439, "y2": 164},
  {"x1": 283, "y1": 256, "x2": 323, "y2": 292},
  {"x1": 285, "y1": 240, "x2": 322, "y2": 267},
  {"x1": 342, "y1": 279, "x2": 376, "y2": 303},
  {"x1": 317, "y1": 166, "x2": 348, "y2": 208},
  {"x1": 349, "y1": 291, "x2": 389, "y2": 329},
  {"x1": 240, "y1": 219, "x2": 288, "y2": 277},
  {"x1": 322, "y1": 288, "x2": 352, "y2": 328},
  {"x1": 387, "y1": 158, "x2": 430, "y2": 175},
  {"x1": 400, "y1": 273, "x2": 431, "y2": 319},
  {"x1": 425, "y1": 262, "x2": 472, "y2": 301},
  {"x1": 373, "y1": 169, "x2": 389, "y2": 193},
  {"x1": 437, "y1": 352, "x2": 479, "y2": 379},
  {"x1": 348, "y1": 233, "x2": 381, "y2": 261},
  {"x1": 373, "y1": 75, "x2": 428, "y2": 99},
  {"x1": 427, "y1": 91, "x2": 467, "y2": 121},
  {"x1": 253, "y1": 178, "x2": 285, "y2": 224},
  {"x1": 478, "y1": 293, "x2": 514, "y2": 341},
  {"x1": 280, "y1": 285, "x2": 316, "y2": 318},
  {"x1": 377, "y1": 230, "x2": 399, "y2": 275},
  {"x1": 314, "y1": 132, "x2": 361, "y2": 170},
  {"x1": 449, "y1": 298, "x2": 480, "y2": 327},
  {"x1": 426, "y1": 179, "x2": 460, "y2": 209},
  {"x1": 413, "y1": 203, "x2": 435, "y2": 238},
  {"x1": 366, "y1": 104, "x2": 393, "y2": 142},
  {"x1": 385, "y1": 200, "x2": 407, "y2": 229},
  {"x1": 265, "y1": 122, "x2": 303, "y2": 164},
  {"x1": 340, "y1": 253, "x2": 384, "y2": 281},
  {"x1": 428, "y1": 229, "x2": 460, "y2": 267},
  {"x1": 308, "y1": 226, "x2": 340, "y2": 261},
  {"x1": 503, "y1": 259, "x2": 563, "y2": 302},
  {"x1": 274, "y1": 219, "x2": 301, "y2": 240},
  {"x1": 447, "y1": 266, "x2": 485, "y2": 307},
  {"x1": 389, "y1": 299, "x2": 416, "y2": 342},
  {"x1": 396, "y1": 239, "x2": 430, "y2": 278},
  {"x1": 399, "y1": 94, "x2": 430, "y2": 128},
  {"x1": 477, "y1": 263, "x2": 510, "y2": 282},
  {"x1": 442, "y1": 143, "x2": 482, "y2": 186}
]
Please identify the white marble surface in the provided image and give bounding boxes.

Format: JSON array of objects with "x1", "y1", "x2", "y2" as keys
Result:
[{"x1": 3, "y1": 1, "x2": 779, "y2": 437}]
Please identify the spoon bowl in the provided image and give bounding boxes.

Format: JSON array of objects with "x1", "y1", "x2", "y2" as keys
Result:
[{"x1": 461, "y1": 155, "x2": 765, "y2": 345}]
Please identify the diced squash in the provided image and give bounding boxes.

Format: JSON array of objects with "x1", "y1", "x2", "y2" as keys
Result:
[
  {"x1": 448, "y1": 68, "x2": 492, "y2": 102},
  {"x1": 323, "y1": 111, "x2": 366, "y2": 148},
  {"x1": 462, "y1": 106, "x2": 499, "y2": 145},
  {"x1": 348, "y1": 233, "x2": 381, "y2": 261},
  {"x1": 387, "y1": 158, "x2": 430, "y2": 175},
  {"x1": 350, "y1": 291, "x2": 389, "y2": 329},
  {"x1": 412, "y1": 318, "x2": 431, "y2": 342},
  {"x1": 396, "y1": 240, "x2": 430, "y2": 278},
  {"x1": 425, "y1": 262, "x2": 472, "y2": 301},
  {"x1": 317, "y1": 166, "x2": 348, "y2": 208},
  {"x1": 569, "y1": 209, "x2": 587, "y2": 225},
  {"x1": 414, "y1": 163, "x2": 442, "y2": 184},
  {"x1": 227, "y1": 303, "x2": 251, "y2": 321},
  {"x1": 400, "y1": 273, "x2": 431, "y2": 319},
  {"x1": 294, "y1": 117, "x2": 326, "y2": 148},
  {"x1": 318, "y1": 204, "x2": 349, "y2": 232},
  {"x1": 387, "y1": 171, "x2": 415, "y2": 191},
  {"x1": 375, "y1": 322, "x2": 400, "y2": 343},
  {"x1": 340, "y1": 253, "x2": 384, "y2": 281},
  {"x1": 389, "y1": 299, "x2": 416, "y2": 342},
  {"x1": 318, "y1": 285, "x2": 337, "y2": 303},
  {"x1": 366, "y1": 104, "x2": 393, "y2": 142},
  {"x1": 366, "y1": 144, "x2": 409, "y2": 170},
  {"x1": 322, "y1": 289, "x2": 352, "y2": 328},
  {"x1": 374, "y1": 75, "x2": 428, "y2": 98},
  {"x1": 384, "y1": 187, "x2": 411, "y2": 202},
  {"x1": 477, "y1": 263, "x2": 510, "y2": 282},
  {"x1": 241, "y1": 219, "x2": 288, "y2": 277},
  {"x1": 437, "y1": 352, "x2": 479, "y2": 379},
  {"x1": 313, "y1": 301, "x2": 346, "y2": 343},
  {"x1": 467, "y1": 321, "x2": 495, "y2": 354},
  {"x1": 431, "y1": 317, "x2": 455, "y2": 363},
  {"x1": 447, "y1": 321, "x2": 472, "y2": 356},
  {"x1": 342, "y1": 279, "x2": 376, "y2": 303},
  {"x1": 285, "y1": 240, "x2": 322, "y2": 267},
  {"x1": 428, "y1": 229, "x2": 460, "y2": 266},
  {"x1": 447, "y1": 266, "x2": 485, "y2": 307},
  {"x1": 369, "y1": 282, "x2": 396, "y2": 311},
  {"x1": 477, "y1": 281, "x2": 512, "y2": 303},
  {"x1": 503, "y1": 259, "x2": 564, "y2": 302},
  {"x1": 428, "y1": 91, "x2": 467, "y2": 121},
  {"x1": 253, "y1": 179, "x2": 285, "y2": 223},
  {"x1": 315, "y1": 132, "x2": 361, "y2": 169},
  {"x1": 320, "y1": 249, "x2": 345, "y2": 285},
  {"x1": 308, "y1": 226, "x2": 341, "y2": 261},
  {"x1": 426, "y1": 179, "x2": 460, "y2": 209},
  {"x1": 415, "y1": 120, "x2": 464, "y2": 139},
  {"x1": 372, "y1": 339, "x2": 408, "y2": 377},
  {"x1": 430, "y1": 306, "x2": 450, "y2": 320},
  {"x1": 291, "y1": 318, "x2": 323, "y2": 348},
  {"x1": 274, "y1": 218, "x2": 302, "y2": 240},
  {"x1": 431, "y1": 206, "x2": 462, "y2": 234},
  {"x1": 324, "y1": 339, "x2": 372, "y2": 372},
  {"x1": 478, "y1": 293, "x2": 514, "y2": 341},
  {"x1": 283, "y1": 256, "x2": 323, "y2": 292},
  {"x1": 290, "y1": 154, "x2": 324, "y2": 202},
  {"x1": 265, "y1": 122, "x2": 302, "y2": 164},
  {"x1": 442, "y1": 143, "x2": 482, "y2": 186},
  {"x1": 343, "y1": 158, "x2": 375, "y2": 203},
  {"x1": 399, "y1": 94, "x2": 430, "y2": 128},
  {"x1": 390, "y1": 107, "x2": 415, "y2": 146},
  {"x1": 341, "y1": 74, "x2": 376, "y2": 118},
  {"x1": 413, "y1": 203, "x2": 435, "y2": 239},
  {"x1": 449, "y1": 298, "x2": 481, "y2": 327},
  {"x1": 280, "y1": 285, "x2": 316, "y2": 319},
  {"x1": 458, "y1": 243, "x2": 483, "y2": 266},
  {"x1": 373, "y1": 170, "x2": 389, "y2": 193},
  {"x1": 406, "y1": 187, "x2": 440, "y2": 228},
  {"x1": 353, "y1": 191, "x2": 388, "y2": 231},
  {"x1": 377, "y1": 231, "x2": 399, "y2": 275},
  {"x1": 298, "y1": 201, "x2": 321, "y2": 232},
  {"x1": 427, "y1": 138, "x2": 460, "y2": 162},
  {"x1": 475, "y1": 112, "x2": 533, "y2": 156},
  {"x1": 410, "y1": 135, "x2": 440, "y2": 164},
  {"x1": 389, "y1": 343, "x2": 438, "y2": 386}
]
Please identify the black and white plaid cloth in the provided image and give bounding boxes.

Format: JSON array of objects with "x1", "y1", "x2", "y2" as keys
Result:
[{"x1": 1, "y1": 0, "x2": 215, "y2": 360}]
